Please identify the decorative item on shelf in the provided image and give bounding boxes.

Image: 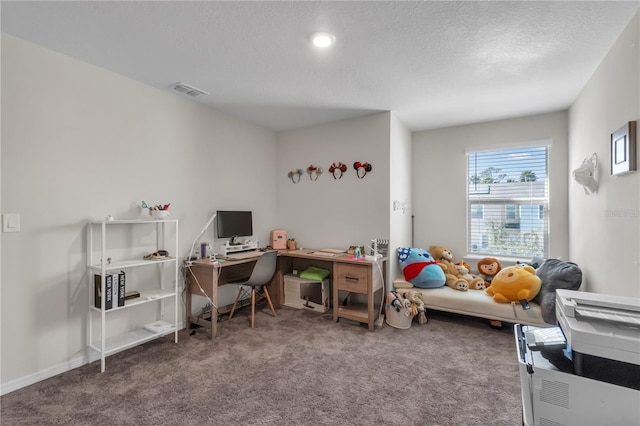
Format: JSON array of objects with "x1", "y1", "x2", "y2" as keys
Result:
[
  {"x1": 142, "y1": 201, "x2": 171, "y2": 219},
  {"x1": 572, "y1": 153, "x2": 599, "y2": 195},
  {"x1": 287, "y1": 238, "x2": 297, "y2": 250},
  {"x1": 610, "y1": 121, "x2": 637, "y2": 176},
  {"x1": 329, "y1": 162, "x2": 347, "y2": 179},
  {"x1": 353, "y1": 161, "x2": 372, "y2": 179},
  {"x1": 288, "y1": 169, "x2": 303, "y2": 183},
  {"x1": 143, "y1": 250, "x2": 170, "y2": 260},
  {"x1": 306, "y1": 164, "x2": 323, "y2": 181}
]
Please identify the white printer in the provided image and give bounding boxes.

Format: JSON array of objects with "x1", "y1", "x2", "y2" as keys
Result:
[
  {"x1": 516, "y1": 289, "x2": 640, "y2": 426},
  {"x1": 556, "y1": 289, "x2": 640, "y2": 373}
]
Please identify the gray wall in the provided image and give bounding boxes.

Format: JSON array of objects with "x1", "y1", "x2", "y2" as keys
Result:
[
  {"x1": 1, "y1": 34, "x2": 278, "y2": 387},
  {"x1": 411, "y1": 111, "x2": 570, "y2": 264},
  {"x1": 568, "y1": 11, "x2": 640, "y2": 297}
]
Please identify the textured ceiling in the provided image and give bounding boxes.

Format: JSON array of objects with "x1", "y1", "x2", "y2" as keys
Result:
[{"x1": 2, "y1": 1, "x2": 639, "y2": 132}]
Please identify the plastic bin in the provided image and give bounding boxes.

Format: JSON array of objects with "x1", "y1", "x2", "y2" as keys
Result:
[{"x1": 385, "y1": 304, "x2": 413, "y2": 329}]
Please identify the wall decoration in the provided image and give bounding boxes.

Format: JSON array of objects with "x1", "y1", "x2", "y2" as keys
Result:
[
  {"x1": 329, "y1": 162, "x2": 347, "y2": 179},
  {"x1": 307, "y1": 165, "x2": 323, "y2": 181},
  {"x1": 572, "y1": 153, "x2": 598, "y2": 195},
  {"x1": 353, "y1": 161, "x2": 372, "y2": 179},
  {"x1": 288, "y1": 169, "x2": 303, "y2": 183},
  {"x1": 610, "y1": 121, "x2": 637, "y2": 176}
]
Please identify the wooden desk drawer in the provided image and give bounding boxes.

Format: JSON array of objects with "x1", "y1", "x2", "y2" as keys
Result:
[{"x1": 335, "y1": 264, "x2": 369, "y2": 293}]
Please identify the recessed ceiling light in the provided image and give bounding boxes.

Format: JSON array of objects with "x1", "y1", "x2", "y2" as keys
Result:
[{"x1": 311, "y1": 32, "x2": 336, "y2": 48}]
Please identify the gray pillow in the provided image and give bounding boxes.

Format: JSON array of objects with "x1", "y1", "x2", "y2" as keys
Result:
[{"x1": 534, "y1": 259, "x2": 582, "y2": 324}]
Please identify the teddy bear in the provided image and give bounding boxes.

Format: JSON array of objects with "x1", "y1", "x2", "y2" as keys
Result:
[
  {"x1": 485, "y1": 265, "x2": 541, "y2": 310},
  {"x1": 455, "y1": 261, "x2": 485, "y2": 290},
  {"x1": 397, "y1": 247, "x2": 446, "y2": 289},
  {"x1": 429, "y1": 245, "x2": 485, "y2": 291},
  {"x1": 477, "y1": 257, "x2": 502, "y2": 288}
]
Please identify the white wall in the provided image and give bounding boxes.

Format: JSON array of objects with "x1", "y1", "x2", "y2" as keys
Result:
[
  {"x1": 389, "y1": 113, "x2": 412, "y2": 283},
  {"x1": 1, "y1": 34, "x2": 277, "y2": 387},
  {"x1": 411, "y1": 111, "x2": 570, "y2": 264},
  {"x1": 568, "y1": 12, "x2": 640, "y2": 297},
  {"x1": 276, "y1": 112, "x2": 391, "y2": 252}
]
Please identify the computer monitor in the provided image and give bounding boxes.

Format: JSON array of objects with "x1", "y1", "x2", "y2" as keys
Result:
[{"x1": 216, "y1": 210, "x2": 253, "y2": 244}]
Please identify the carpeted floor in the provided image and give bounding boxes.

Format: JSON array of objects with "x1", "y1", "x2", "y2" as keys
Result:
[{"x1": 1, "y1": 308, "x2": 523, "y2": 425}]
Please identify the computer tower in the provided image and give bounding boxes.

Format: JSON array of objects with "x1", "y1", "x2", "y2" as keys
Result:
[{"x1": 283, "y1": 274, "x2": 330, "y2": 313}]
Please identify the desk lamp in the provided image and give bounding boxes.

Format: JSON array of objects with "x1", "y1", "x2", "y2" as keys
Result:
[{"x1": 186, "y1": 213, "x2": 216, "y2": 265}]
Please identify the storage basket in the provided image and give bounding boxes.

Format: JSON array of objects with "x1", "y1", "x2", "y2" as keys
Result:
[{"x1": 385, "y1": 304, "x2": 413, "y2": 329}]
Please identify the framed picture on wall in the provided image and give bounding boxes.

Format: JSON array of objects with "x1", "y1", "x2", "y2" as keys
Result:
[{"x1": 610, "y1": 121, "x2": 637, "y2": 176}]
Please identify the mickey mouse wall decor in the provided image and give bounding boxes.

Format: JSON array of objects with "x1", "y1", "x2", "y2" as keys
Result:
[
  {"x1": 307, "y1": 165, "x2": 323, "y2": 181},
  {"x1": 288, "y1": 168, "x2": 303, "y2": 183},
  {"x1": 329, "y1": 162, "x2": 347, "y2": 179},
  {"x1": 353, "y1": 161, "x2": 372, "y2": 179}
]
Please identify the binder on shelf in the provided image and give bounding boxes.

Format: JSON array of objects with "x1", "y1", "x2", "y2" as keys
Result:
[{"x1": 94, "y1": 274, "x2": 113, "y2": 310}]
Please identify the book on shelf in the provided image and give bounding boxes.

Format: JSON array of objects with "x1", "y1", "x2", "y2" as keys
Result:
[
  {"x1": 94, "y1": 273, "x2": 113, "y2": 310},
  {"x1": 116, "y1": 271, "x2": 126, "y2": 307}
]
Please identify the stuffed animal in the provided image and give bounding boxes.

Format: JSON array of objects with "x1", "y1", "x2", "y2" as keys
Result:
[
  {"x1": 397, "y1": 247, "x2": 446, "y2": 289},
  {"x1": 398, "y1": 289, "x2": 428, "y2": 324},
  {"x1": 485, "y1": 265, "x2": 541, "y2": 309},
  {"x1": 386, "y1": 291, "x2": 404, "y2": 312},
  {"x1": 533, "y1": 259, "x2": 582, "y2": 324},
  {"x1": 477, "y1": 257, "x2": 502, "y2": 287},
  {"x1": 455, "y1": 261, "x2": 485, "y2": 290},
  {"x1": 429, "y1": 245, "x2": 485, "y2": 291}
]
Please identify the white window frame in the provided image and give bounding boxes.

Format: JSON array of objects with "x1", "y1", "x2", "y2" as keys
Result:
[{"x1": 466, "y1": 143, "x2": 550, "y2": 259}]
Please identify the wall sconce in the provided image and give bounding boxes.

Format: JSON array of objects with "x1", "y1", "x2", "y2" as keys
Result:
[{"x1": 572, "y1": 153, "x2": 598, "y2": 195}]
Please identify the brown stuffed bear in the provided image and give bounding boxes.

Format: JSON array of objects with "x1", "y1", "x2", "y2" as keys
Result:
[{"x1": 429, "y1": 245, "x2": 485, "y2": 291}]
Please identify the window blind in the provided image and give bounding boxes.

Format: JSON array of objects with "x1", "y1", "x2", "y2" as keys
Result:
[{"x1": 467, "y1": 145, "x2": 549, "y2": 259}]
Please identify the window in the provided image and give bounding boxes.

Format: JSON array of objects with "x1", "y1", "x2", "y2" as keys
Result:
[
  {"x1": 471, "y1": 205, "x2": 484, "y2": 219},
  {"x1": 467, "y1": 145, "x2": 549, "y2": 258}
]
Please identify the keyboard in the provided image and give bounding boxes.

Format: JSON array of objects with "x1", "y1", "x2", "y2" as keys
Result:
[{"x1": 225, "y1": 250, "x2": 264, "y2": 260}]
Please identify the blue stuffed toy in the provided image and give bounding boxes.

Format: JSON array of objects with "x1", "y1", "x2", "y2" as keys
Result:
[{"x1": 397, "y1": 247, "x2": 446, "y2": 289}]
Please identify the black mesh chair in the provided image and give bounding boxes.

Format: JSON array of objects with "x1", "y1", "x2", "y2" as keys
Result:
[{"x1": 228, "y1": 250, "x2": 277, "y2": 328}]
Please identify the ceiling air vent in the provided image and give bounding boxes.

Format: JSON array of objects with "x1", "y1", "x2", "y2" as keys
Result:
[{"x1": 173, "y1": 82, "x2": 208, "y2": 97}]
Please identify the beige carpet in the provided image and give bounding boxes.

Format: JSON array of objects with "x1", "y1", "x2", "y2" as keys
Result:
[{"x1": 1, "y1": 307, "x2": 523, "y2": 425}]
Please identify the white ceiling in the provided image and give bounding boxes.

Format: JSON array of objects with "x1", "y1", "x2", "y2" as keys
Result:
[{"x1": 2, "y1": 1, "x2": 639, "y2": 132}]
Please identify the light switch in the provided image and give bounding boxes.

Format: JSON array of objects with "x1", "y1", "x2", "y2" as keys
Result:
[{"x1": 2, "y1": 213, "x2": 20, "y2": 232}]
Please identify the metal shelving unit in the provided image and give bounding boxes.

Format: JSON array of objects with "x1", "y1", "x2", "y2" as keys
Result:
[{"x1": 87, "y1": 219, "x2": 179, "y2": 372}]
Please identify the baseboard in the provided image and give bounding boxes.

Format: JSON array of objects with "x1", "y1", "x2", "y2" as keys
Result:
[
  {"x1": 1, "y1": 322, "x2": 185, "y2": 396},
  {"x1": 1, "y1": 354, "x2": 88, "y2": 396}
]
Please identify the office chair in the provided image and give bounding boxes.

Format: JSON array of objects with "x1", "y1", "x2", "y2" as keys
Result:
[{"x1": 228, "y1": 250, "x2": 277, "y2": 328}]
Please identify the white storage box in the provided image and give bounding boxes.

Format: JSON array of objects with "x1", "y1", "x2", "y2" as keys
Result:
[
  {"x1": 284, "y1": 274, "x2": 330, "y2": 313},
  {"x1": 385, "y1": 305, "x2": 412, "y2": 329}
]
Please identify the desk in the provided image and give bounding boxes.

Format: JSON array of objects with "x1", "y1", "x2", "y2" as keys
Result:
[{"x1": 185, "y1": 249, "x2": 387, "y2": 338}]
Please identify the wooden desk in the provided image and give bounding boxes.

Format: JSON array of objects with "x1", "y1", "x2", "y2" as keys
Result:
[
  {"x1": 185, "y1": 256, "x2": 281, "y2": 339},
  {"x1": 278, "y1": 249, "x2": 387, "y2": 331},
  {"x1": 185, "y1": 250, "x2": 387, "y2": 337}
]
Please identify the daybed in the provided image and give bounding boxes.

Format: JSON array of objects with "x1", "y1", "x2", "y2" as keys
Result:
[{"x1": 393, "y1": 277, "x2": 549, "y2": 327}]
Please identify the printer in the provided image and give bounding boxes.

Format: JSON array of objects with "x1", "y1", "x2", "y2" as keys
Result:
[{"x1": 516, "y1": 289, "x2": 640, "y2": 426}]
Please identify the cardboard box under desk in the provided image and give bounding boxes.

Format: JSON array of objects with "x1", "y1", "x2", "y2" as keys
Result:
[{"x1": 283, "y1": 274, "x2": 330, "y2": 313}]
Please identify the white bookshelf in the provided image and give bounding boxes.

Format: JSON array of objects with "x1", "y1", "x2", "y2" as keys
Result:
[{"x1": 87, "y1": 218, "x2": 179, "y2": 372}]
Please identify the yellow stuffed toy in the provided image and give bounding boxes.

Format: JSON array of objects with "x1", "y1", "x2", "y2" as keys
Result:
[
  {"x1": 485, "y1": 265, "x2": 541, "y2": 310},
  {"x1": 429, "y1": 245, "x2": 485, "y2": 291}
]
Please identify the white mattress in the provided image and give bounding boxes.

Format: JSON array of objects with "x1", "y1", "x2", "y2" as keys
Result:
[{"x1": 393, "y1": 278, "x2": 548, "y2": 327}]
